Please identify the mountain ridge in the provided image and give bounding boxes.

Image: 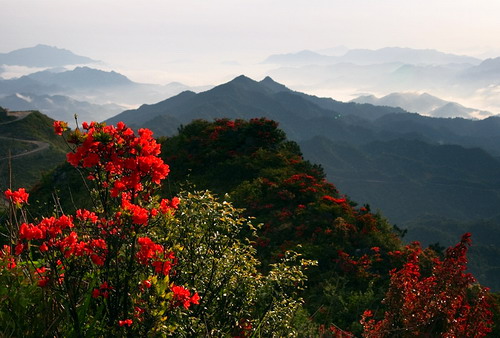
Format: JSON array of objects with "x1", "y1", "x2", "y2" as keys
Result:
[
  {"x1": 352, "y1": 92, "x2": 492, "y2": 119},
  {"x1": 0, "y1": 44, "x2": 97, "y2": 67},
  {"x1": 264, "y1": 47, "x2": 482, "y2": 66}
]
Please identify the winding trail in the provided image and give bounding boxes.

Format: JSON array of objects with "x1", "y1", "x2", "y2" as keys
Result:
[
  {"x1": 0, "y1": 111, "x2": 51, "y2": 159},
  {"x1": 0, "y1": 111, "x2": 32, "y2": 125}
]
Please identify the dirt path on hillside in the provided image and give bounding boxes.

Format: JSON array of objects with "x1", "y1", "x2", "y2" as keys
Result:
[
  {"x1": 0, "y1": 136, "x2": 50, "y2": 160},
  {"x1": 0, "y1": 111, "x2": 32, "y2": 125},
  {"x1": 0, "y1": 111, "x2": 51, "y2": 160}
]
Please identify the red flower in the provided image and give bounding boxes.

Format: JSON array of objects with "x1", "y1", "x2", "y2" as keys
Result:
[
  {"x1": 136, "y1": 237, "x2": 164, "y2": 265},
  {"x1": 39, "y1": 242, "x2": 49, "y2": 252},
  {"x1": 92, "y1": 289, "x2": 101, "y2": 298},
  {"x1": 322, "y1": 195, "x2": 346, "y2": 204},
  {"x1": 118, "y1": 319, "x2": 133, "y2": 327},
  {"x1": 4, "y1": 188, "x2": 29, "y2": 206},
  {"x1": 53, "y1": 121, "x2": 68, "y2": 135},
  {"x1": 171, "y1": 284, "x2": 199, "y2": 309},
  {"x1": 159, "y1": 197, "x2": 180, "y2": 215}
]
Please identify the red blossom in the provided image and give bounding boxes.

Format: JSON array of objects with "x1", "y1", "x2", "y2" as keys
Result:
[
  {"x1": 159, "y1": 197, "x2": 180, "y2": 215},
  {"x1": 53, "y1": 120, "x2": 68, "y2": 135},
  {"x1": 361, "y1": 234, "x2": 493, "y2": 337},
  {"x1": 65, "y1": 121, "x2": 170, "y2": 197},
  {"x1": 118, "y1": 319, "x2": 133, "y2": 327},
  {"x1": 171, "y1": 284, "x2": 199, "y2": 309},
  {"x1": 4, "y1": 188, "x2": 29, "y2": 206},
  {"x1": 322, "y1": 195, "x2": 346, "y2": 204}
]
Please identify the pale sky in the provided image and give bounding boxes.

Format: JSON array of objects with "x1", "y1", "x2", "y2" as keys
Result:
[{"x1": 2, "y1": 0, "x2": 500, "y2": 85}]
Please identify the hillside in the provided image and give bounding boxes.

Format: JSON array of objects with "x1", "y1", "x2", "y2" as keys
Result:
[
  {"x1": 0, "y1": 107, "x2": 67, "y2": 189},
  {"x1": 300, "y1": 137, "x2": 500, "y2": 223},
  {"x1": 28, "y1": 118, "x2": 408, "y2": 334}
]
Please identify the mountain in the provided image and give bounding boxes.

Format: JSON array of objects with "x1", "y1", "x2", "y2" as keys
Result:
[
  {"x1": 103, "y1": 76, "x2": 500, "y2": 283},
  {"x1": 351, "y1": 92, "x2": 492, "y2": 119},
  {"x1": 339, "y1": 47, "x2": 481, "y2": 66},
  {"x1": 107, "y1": 75, "x2": 500, "y2": 155},
  {"x1": 459, "y1": 57, "x2": 500, "y2": 85},
  {"x1": 267, "y1": 62, "x2": 468, "y2": 96},
  {"x1": 353, "y1": 92, "x2": 447, "y2": 112},
  {"x1": 24, "y1": 66, "x2": 134, "y2": 89},
  {"x1": 106, "y1": 75, "x2": 407, "y2": 137},
  {"x1": 0, "y1": 93, "x2": 125, "y2": 122},
  {"x1": 265, "y1": 48, "x2": 500, "y2": 114},
  {"x1": 300, "y1": 136, "x2": 500, "y2": 223},
  {"x1": 0, "y1": 67, "x2": 212, "y2": 121},
  {"x1": 0, "y1": 44, "x2": 97, "y2": 67},
  {"x1": 429, "y1": 102, "x2": 491, "y2": 119},
  {"x1": 264, "y1": 47, "x2": 482, "y2": 66},
  {"x1": 0, "y1": 107, "x2": 67, "y2": 189}
]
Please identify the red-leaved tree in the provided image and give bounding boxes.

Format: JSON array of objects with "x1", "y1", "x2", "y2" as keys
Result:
[{"x1": 361, "y1": 233, "x2": 493, "y2": 337}]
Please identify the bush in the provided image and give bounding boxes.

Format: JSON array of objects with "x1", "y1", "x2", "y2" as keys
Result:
[{"x1": 0, "y1": 121, "x2": 310, "y2": 336}]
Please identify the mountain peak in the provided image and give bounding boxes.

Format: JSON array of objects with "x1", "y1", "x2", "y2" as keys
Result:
[
  {"x1": 216, "y1": 75, "x2": 262, "y2": 91},
  {"x1": 230, "y1": 74, "x2": 256, "y2": 83},
  {"x1": 259, "y1": 76, "x2": 290, "y2": 93}
]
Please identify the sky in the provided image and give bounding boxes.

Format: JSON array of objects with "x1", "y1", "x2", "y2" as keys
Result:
[{"x1": 2, "y1": 0, "x2": 500, "y2": 86}]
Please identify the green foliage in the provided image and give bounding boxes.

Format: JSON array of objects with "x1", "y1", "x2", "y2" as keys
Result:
[
  {"x1": 158, "y1": 190, "x2": 313, "y2": 336},
  {"x1": 0, "y1": 261, "x2": 50, "y2": 337},
  {"x1": 28, "y1": 162, "x2": 98, "y2": 217},
  {"x1": 0, "y1": 107, "x2": 15, "y2": 123},
  {"x1": 160, "y1": 118, "x2": 404, "y2": 334}
]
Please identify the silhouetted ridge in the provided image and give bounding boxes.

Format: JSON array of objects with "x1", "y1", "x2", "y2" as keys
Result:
[{"x1": 259, "y1": 76, "x2": 290, "y2": 93}]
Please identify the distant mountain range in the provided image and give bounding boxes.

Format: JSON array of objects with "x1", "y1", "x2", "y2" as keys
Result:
[
  {"x1": 0, "y1": 44, "x2": 97, "y2": 67},
  {"x1": 25, "y1": 66, "x2": 133, "y2": 89},
  {"x1": 264, "y1": 48, "x2": 500, "y2": 115},
  {"x1": 107, "y1": 75, "x2": 500, "y2": 155},
  {"x1": 351, "y1": 92, "x2": 492, "y2": 119},
  {"x1": 0, "y1": 66, "x2": 211, "y2": 121},
  {"x1": 264, "y1": 47, "x2": 482, "y2": 66},
  {"x1": 0, "y1": 93, "x2": 124, "y2": 122}
]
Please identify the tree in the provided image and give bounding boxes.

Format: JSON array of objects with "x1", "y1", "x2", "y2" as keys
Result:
[{"x1": 361, "y1": 234, "x2": 493, "y2": 337}]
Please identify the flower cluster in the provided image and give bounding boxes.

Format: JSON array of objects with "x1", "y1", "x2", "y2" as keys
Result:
[
  {"x1": 64, "y1": 121, "x2": 170, "y2": 197},
  {"x1": 171, "y1": 284, "x2": 200, "y2": 309},
  {"x1": 361, "y1": 233, "x2": 493, "y2": 337},
  {"x1": 4, "y1": 188, "x2": 29, "y2": 207},
  {"x1": 4, "y1": 121, "x2": 198, "y2": 335},
  {"x1": 136, "y1": 237, "x2": 176, "y2": 275},
  {"x1": 17, "y1": 214, "x2": 108, "y2": 267},
  {"x1": 53, "y1": 120, "x2": 68, "y2": 135}
]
